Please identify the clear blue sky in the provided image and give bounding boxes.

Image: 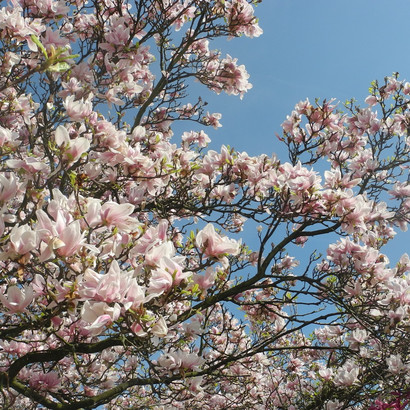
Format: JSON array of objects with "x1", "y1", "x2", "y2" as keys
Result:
[
  {"x1": 194, "y1": 0, "x2": 410, "y2": 263},
  {"x1": 204, "y1": 1, "x2": 410, "y2": 156}
]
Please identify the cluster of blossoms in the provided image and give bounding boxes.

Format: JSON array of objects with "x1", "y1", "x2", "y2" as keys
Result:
[{"x1": 0, "y1": 0, "x2": 409, "y2": 409}]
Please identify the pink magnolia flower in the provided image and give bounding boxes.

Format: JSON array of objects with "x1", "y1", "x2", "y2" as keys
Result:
[
  {"x1": 77, "y1": 268, "x2": 102, "y2": 300},
  {"x1": 225, "y1": 0, "x2": 263, "y2": 38},
  {"x1": 203, "y1": 111, "x2": 222, "y2": 129},
  {"x1": 36, "y1": 209, "x2": 85, "y2": 260},
  {"x1": 188, "y1": 376, "x2": 204, "y2": 393},
  {"x1": 319, "y1": 367, "x2": 334, "y2": 381},
  {"x1": 333, "y1": 361, "x2": 359, "y2": 387},
  {"x1": 205, "y1": 55, "x2": 252, "y2": 99},
  {"x1": 10, "y1": 224, "x2": 38, "y2": 255},
  {"x1": 196, "y1": 223, "x2": 240, "y2": 258},
  {"x1": 151, "y1": 317, "x2": 168, "y2": 337},
  {"x1": 94, "y1": 261, "x2": 124, "y2": 303},
  {"x1": 346, "y1": 328, "x2": 368, "y2": 350},
  {"x1": 81, "y1": 300, "x2": 121, "y2": 336},
  {"x1": 79, "y1": 261, "x2": 150, "y2": 310},
  {"x1": 102, "y1": 16, "x2": 130, "y2": 47},
  {"x1": 210, "y1": 183, "x2": 237, "y2": 203},
  {"x1": 157, "y1": 350, "x2": 205, "y2": 371},
  {"x1": 6, "y1": 157, "x2": 48, "y2": 174},
  {"x1": 0, "y1": 173, "x2": 18, "y2": 202},
  {"x1": 55, "y1": 125, "x2": 90, "y2": 163},
  {"x1": 324, "y1": 400, "x2": 343, "y2": 410},
  {"x1": 30, "y1": 0, "x2": 70, "y2": 18},
  {"x1": 63, "y1": 95, "x2": 93, "y2": 121},
  {"x1": 130, "y1": 322, "x2": 148, "y2": 337},
  {"x1": 182, "y1": 130, "x2": 211, "y2": 148},
  {"x1": 386, "y1": 354, "x2": 406, "y2": 374},
  {"x1": 29, "y1": 371, "x2": 61, "y2": 392},
  {"x1": 148, "y1": 257, "x2": 190, "y2": 295},
  {"x1": 57, "y1": 220, "x2": 84, "y2": 257},
  {"x1": 0, "y1": 285, "x2": 34, "y2": 313},
  {"x1": 324, "y1": 169, "x2": 361, "y2": 189},
  {"x1": 124, "y1": 279, "x2": 148, "y2": 309},
  {"x1": 344, "y1": 280, "x2": 362, "y2": 297},
  {"x1": 388, "y1": 307, "x2": 406, "y2": 325},
  {"x1": 101, "y1": 201, "x2": 139, "y2": 232},
  {"x1": 0, "y1": 125, "x2": 19, "y2": 147},
  {"x1": 0, "y1": 339, "x2": 31, "y2": 355},
  {"x1": 144, "y1": 241, "x2": 175, "y2": 266},
  {"x1": 93, "y1": 260, "x2": 137, "y2": 304},
  {"x1": 389, "y1": 182, "x2": 410, "y2": 199},
  {"x1": 365, "y1": 95, "x2": 378, "y2": 106},
  {"x1": 83, "y1": 198, "x2": 102, "y2": 227},
  {"x1": 100, "y1": 87, "x2": 127, "y2": 108},
  {"x1": 193, "y1": 267, "x2": 217, "y2": 292},
  {"x1": 42, "y1": 26, "x2": 70, "y2": 50}
]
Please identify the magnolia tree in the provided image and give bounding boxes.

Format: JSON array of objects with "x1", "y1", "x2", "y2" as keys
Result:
[{"x1": 0, "y1": 0, "x2": 409, "y2": 409}]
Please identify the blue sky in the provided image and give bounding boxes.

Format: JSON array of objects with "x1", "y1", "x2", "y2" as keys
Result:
[
  {"x1": 193, "y1": 1, "x2": 410, "y2": 264},
  {"x1": 203, "y1": 1, "x2": 410, "y2": 156}
]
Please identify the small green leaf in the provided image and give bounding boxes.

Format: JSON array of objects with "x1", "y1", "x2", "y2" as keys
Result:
[
  {"x1": 30, "y1": 35, "x2": 48, "y2": 58},
  {"x1": 48, "y1": 62, "x2": 71, "y2": 72}
]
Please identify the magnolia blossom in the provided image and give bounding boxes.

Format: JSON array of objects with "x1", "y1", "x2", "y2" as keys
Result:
[
  {"x1": 346, "y1": 328, "x2": 368, "y2": 348},
  {"x1": 6, "y1": 157, "x2": 48, "y2": 174},
  {"x1": 333, "y1": 362, "x2": 360, "y2": 387},
  {"x1": 57, "y1": 220, "x2": 85, "y2": 257},
  {"x1": 78, "y1": 260, "x2": 149, "y2": 310},
  {"x1": 324, "y1": 400, "x2": 343, "y2": 410},
  {"x1": 0, "y1": 285, "x2": 34, "y2": 313},
  {"x1": 157, "y1": 350, "x2": 205, "y2": 372},
  {"x1": 386, "y1": 354, "x2": 406, "y2": 374},
  {"x1": 36, "y1": 209, "x2": 86, "y2": 260},
  {"x1": 193, "y1": 267, "x2": 217, "y2": 293},
  {"x1": 101, "y1": 202, "x2": 139, "y2": 232},
  {"x1": 151, "y1": 317, "x2": 168, "y2": 337},
  {"x1": 0, "y1": 125, "x2": 19, "y2": 147},
  {"x1": 319, "y1": 368, "x2": 334, "y2": 381},
  {"x1": 9, "y1": 224, "x2": 38, "y2": 255},
  {"x1": 0, "y1": 173, "x2": 18, "y2": 203},
  {"x1": 63, "y1": 95, "x2": 93, "y2": 121},
  {"x1": 225, "y1": 0, "x2": 263, "y2": 38},
  {"x1": 144, "y1": 241, "x2": 175, "y2": 266},
  {"x1": 81, "y1": 300, "x2": 121, "y2": 336},
  {"x1": 54, "y1": 125, "x2": 90, "y2": 162},
  {"x1": 148, "y1": 256, "x2": 191, "y2": 295},
  {"x1": 29, "y1": 371, "x2": 61, "y2": 392},
  {"x1": 215, "y1": 55, "x2": 252, "y2": 98},
  {"x1": 196, "y1": 223, "x2": 240, "y2": 258}
]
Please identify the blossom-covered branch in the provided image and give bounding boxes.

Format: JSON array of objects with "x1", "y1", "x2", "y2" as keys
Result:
[{"x1": 0, "y1": 0, "x2": 409, "y2": 409}]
